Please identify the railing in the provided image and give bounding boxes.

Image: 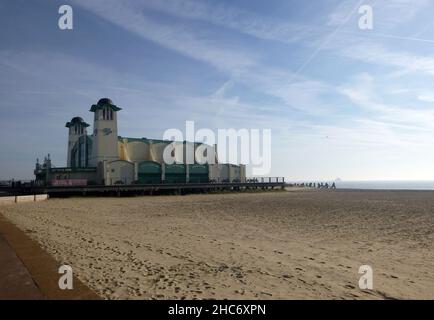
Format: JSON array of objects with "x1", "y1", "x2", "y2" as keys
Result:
[
  {"x1": 0, "y1": 180, "x2": 44, "y2": 197},
  {"x1": 0, "y1": 180, "x2": 40, "y2": 188},
  {"x1": 245, "y1": 177, "x2": 285, "y2": 183},
  {"x1": 0, "y1": 180, "x2": 12, "y2": 187},
  {"x1": 1, "y1": 177, "x2": 287, "y2": 196},
  {"x1": 51, "y1": 179, "x2": 88, "y2": 186},
  {"x1": 288, "y1": 182, "x2": 336, "y2": 189},
  {"x1": 2, "y1": 177, "x2": 286, "y2": 187},
  {"x1": 207, "y1": 177, "x2": 285, "y2": 184}
]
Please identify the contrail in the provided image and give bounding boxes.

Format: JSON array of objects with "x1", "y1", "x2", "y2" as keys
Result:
[
  {"x1": 291, "y1": 0, "x2": 365, "y2": 81},
  {"x1": 364, "y1": 32, "x2": 434, "y2": 44}
]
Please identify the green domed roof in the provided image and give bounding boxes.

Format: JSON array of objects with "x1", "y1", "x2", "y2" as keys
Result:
[
  {"x1": 90, "y1": 98, "x2": 122, "y2": 112},
  {"x1": 71, "y1": 117, "x2": 84, "y2": 123},
  {"x1": 97, "y1": 98, "x2": 113, "y2": 106},
  {"x1": 65, "y1": 116, "x2": 90, "y2": 128}
]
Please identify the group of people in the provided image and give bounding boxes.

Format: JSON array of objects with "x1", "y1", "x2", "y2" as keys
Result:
[{"x1": 293, "y1": 182, "x2": 336, "y2": 189}]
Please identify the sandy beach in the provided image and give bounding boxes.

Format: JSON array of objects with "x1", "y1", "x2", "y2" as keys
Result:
[{"x1": 1, "y1": 190, "x2": 433, "y2": 300}]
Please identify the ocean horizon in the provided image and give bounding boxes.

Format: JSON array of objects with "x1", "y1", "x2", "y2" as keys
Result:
[{"x1": 335, "y1": 180, "x2": 434, "y2": 190}]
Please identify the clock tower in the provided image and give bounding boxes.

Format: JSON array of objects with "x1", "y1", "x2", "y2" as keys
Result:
[{"x1": 89, "y1": 98, "x2": 121, "y2": 167}]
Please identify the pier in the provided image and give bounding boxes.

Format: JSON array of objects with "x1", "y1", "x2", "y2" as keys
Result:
[{"x1": 0, "y1": 178, "x2": 286, "y2": 198}]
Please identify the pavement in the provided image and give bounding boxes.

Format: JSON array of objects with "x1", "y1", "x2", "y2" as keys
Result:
[
  {"x1": 0, "y1": 235, "x2": 43, "y2": 299},
  {"x1": 0, "y1": 214, "x2": 100, "y2": 300}
]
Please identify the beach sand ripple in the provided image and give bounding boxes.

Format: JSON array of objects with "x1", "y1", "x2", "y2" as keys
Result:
[{"x1": 1, "y1": 190, "x2": 433, "y2": 299}]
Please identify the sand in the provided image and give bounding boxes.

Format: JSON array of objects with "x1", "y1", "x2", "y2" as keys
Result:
[{"x1": 0, "y1": 190, "x2": 433, "y2": 300}]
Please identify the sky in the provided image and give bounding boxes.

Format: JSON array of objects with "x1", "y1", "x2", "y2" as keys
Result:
[{"x1": 1, "y1": 0, "x2": 434, "y2": 181}]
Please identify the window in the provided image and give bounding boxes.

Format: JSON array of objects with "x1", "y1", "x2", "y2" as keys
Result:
[{"x1": 103, "y1": 109, "x2": 106, "y2": 120}]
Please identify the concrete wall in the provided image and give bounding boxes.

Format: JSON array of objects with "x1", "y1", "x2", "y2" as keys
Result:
[
  {"x1": 240, "y1": 164, "x2": 246, "y2": 182},
  {"x1": 209, "y1": 164, "x2": 230, "y2": 182},
  {"x1": 0, "y1": 194, "x2": 48, "y2": 205},
  {"x1": 149, "y1": 143, "x2": 167, "y2": 164},
  {"x1": 229, "y1": 164, "x2": 241, "y2": 182},
  {"x1": 208, "y1": 164, "x2": 244, "y2": 182},
  {"x1": 49, "y1": 171, "x2": 97, "y2": 182},
  {"x1": 119, "y1": 139, "x2": 150, "y2": 162},
  {"x1": 105, "y1": 160, "x2": 135, "y2": 185},
  {"x1": 119, "y1": 140, "x2": 218, "y2": 166}
]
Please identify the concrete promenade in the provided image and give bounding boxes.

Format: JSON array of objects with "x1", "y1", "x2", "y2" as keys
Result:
[{"x1": 0, "y1": 213, "x2": 99, "y2": 300}]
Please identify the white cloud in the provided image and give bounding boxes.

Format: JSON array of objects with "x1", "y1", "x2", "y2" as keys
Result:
[
  {"x1": 72, "y1": 0, "x2": 256, "y2": 73},
  {"x1": 417, "y1": 94, "x2": 434, "y2": 102},
  {"x1": 72, "y1": 0, "x2": 346, "y2": 119},
  {"x1": 327, "y1": 0, "x2": 431, "y2": 29},
  {"x1": 140, "y1": 0, "x2": 322, "y2": 44},
  {"x1": 338, "y1": 73, "x2": 434, "y2": 132}
]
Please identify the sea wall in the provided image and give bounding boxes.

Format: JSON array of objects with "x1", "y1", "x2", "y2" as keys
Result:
[{"x1": 0, "y1": 194, "x2": 48, "y2": 205}]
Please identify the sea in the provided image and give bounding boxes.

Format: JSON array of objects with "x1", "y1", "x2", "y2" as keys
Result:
[{"x1": 334, "y1": 180, "x2": 434, "y2": 191}]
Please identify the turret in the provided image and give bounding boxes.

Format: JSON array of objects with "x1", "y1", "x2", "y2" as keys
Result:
[
  {"x1": 89, "y1": 98, "x2": 122, "y2": 166},
  {"x1": 65, "y1": 117, "x2": 89, "y2": 167}
]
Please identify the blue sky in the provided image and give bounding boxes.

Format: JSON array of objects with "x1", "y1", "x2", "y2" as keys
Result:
[{"x1": 1, "y1": 0, "x2": 434, "y2": 180}]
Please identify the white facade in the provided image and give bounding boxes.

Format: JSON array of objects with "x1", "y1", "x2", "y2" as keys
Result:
[
  {"x1": 89, "y1": 98, "x2": 121, "y2": 167},
  {"x1": 104, "y1": 160, "x2": 135, "y2": 185},
  {"x1": 63, "y1": 98, "x2": 246, "y2": 185}
]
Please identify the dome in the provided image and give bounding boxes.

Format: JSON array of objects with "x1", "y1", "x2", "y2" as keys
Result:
[
  {"x1": 90, "y1": 98, "x2": 122, "y2": 112},
  {"x1": 65, "y1": 116, "x2": 90, "y2": 128},
  {"x1": 70, "y1": 116, "x2": 84, "y2": 123},
  {"x1": 97, "y1": 98, "x2": 113, "y2": 106}
]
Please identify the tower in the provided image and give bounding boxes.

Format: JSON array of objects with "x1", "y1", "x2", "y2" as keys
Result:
[
  {"x1": 65, "y1": 117, "x2": 89, "y2": 167},
  {"x1": 89, "y1": 98, "x2": 122, "y2": 166}
]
